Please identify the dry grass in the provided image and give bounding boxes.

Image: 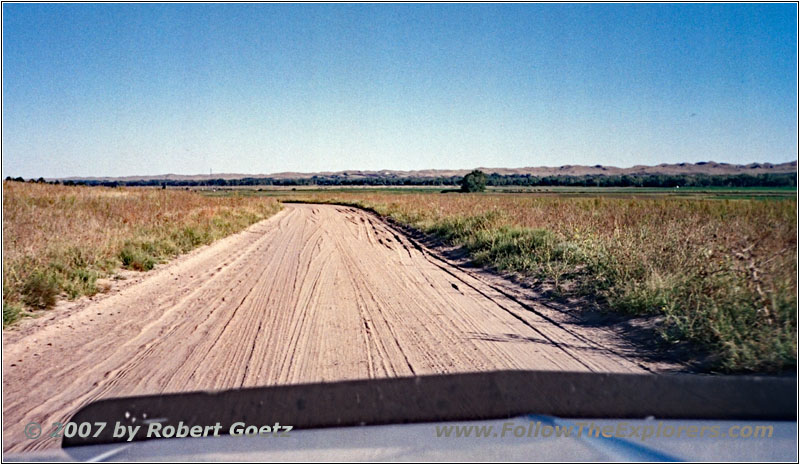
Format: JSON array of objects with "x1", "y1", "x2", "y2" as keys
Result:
[
  {"x1": 280, "y1": 191, "x2": 797, "y2": 372},
  {"x1": 3, "y1": 182, "x2": 281, "y2": 326}
]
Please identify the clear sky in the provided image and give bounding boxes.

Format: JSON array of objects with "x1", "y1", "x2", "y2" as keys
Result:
[{"x1": 2, "y1": 3, "x2": 797, "y2": 178}]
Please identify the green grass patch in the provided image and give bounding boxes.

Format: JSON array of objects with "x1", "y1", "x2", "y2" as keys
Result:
[
  {"x1": 21, "y1": 270, "x2": 59, "y2": 309},
  {"x1": 3, "y1": 301, "x2": 23, "y2": 327}
]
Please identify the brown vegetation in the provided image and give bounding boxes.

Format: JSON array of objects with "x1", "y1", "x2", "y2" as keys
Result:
[{"x1": 3, "y1": 182, "x2": 280, "y2": 326}]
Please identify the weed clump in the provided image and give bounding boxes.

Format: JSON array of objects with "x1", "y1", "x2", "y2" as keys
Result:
[
  {"x1": 3, "y1": 301, "x2": 23, "y2": 327},
  {"x1": 119, "y1": 244, "x2": 157, "y2": 271},
  {"x1": 21, "y1": 271, "x2": 59, "y2": 309}
]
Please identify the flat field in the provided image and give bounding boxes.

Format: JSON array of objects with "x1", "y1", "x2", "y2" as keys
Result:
[
  {"x1": 2, "y1": 183, "x2": 795, "y2": 452},
  {"x1": 2, "y1": 181, "x2": 281, "y2": 326},
  {"x1": 3, "y1": 202, "x2": 658, "y2": 452}
]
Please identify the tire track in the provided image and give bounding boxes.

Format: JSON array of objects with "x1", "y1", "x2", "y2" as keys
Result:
[{"x1": 3, "y1": 204, "x2": 651, "y2": 453}]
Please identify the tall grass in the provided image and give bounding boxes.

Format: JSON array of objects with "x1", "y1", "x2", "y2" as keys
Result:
[
  {"x1": 3, "y1": 182, "x2": 281, "y2": 326},
  {"x1": 281, "y1": 191, "x2": 796, "y2": 372}
]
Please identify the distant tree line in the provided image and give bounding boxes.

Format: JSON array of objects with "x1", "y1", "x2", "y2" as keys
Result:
[
  {"x1": 6, "y1": 176, "x2": 46, "y2": 183},
  {"x1": 5, "y1": 172, "x2": 796, "y2": 188},
  {"x1": 483, "y1": 172, "x2": 797, "y2": 188}
]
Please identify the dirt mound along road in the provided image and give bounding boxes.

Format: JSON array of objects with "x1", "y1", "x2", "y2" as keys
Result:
[{"x1": 3, "y1": 204, "x2": 651, "y2": 452}]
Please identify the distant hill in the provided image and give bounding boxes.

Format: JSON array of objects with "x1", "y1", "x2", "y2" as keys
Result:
[{"x1": 56, "y1": 160, "x2": 797, "y2": 183}]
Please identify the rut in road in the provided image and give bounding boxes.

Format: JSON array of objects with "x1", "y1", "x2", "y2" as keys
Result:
[{"x1": 3, "y1": 204, "x2": 648, "y2": 452}]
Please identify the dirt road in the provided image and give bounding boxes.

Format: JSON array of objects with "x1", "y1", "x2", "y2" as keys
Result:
[{"x1": 3, "y1": 204, "x2": 654, "y2": 452}]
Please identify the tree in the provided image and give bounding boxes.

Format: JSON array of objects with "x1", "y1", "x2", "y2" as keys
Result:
[{"x1": 460, "y1": 170, "x2": 487, "y2": 192}]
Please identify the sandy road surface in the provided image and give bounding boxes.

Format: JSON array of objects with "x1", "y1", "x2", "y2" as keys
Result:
[{"x1": 3, "y1": 204, "x2": 652, "y2": 452}]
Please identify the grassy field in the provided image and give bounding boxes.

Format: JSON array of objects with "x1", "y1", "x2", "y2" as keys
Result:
[
  {"x1": 270, "y1": 189, "x2": 796, "y2": 373},
  {"x1": 4, "y1": 182, "x2": 795, "y2": 372},
  {"x1": 3, "y1": 182, "x2": 281, "y2": 326}
]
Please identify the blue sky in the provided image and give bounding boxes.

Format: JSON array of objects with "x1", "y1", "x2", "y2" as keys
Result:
[{"x1": 2, "y1": 3, "x2": 797, "y2": 178}]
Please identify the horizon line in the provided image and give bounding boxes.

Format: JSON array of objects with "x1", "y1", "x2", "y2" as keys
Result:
[{"x1": 18, "y1": 159, "x2": 797, "y2": 181}]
